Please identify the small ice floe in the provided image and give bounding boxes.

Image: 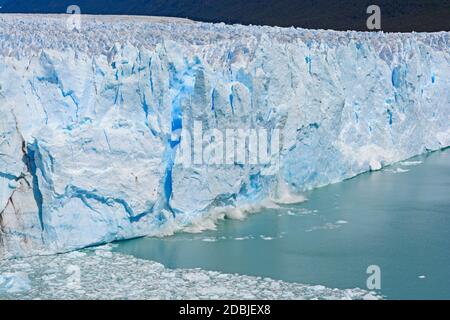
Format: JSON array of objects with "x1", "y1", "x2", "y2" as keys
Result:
[
  {"x1": 391, "y1": 167, "x2": 409, "y2": 173},
  {"x1": 201, "y1": 237, "x2": 217, "y2": 242},
  {"x1": 86, "y1": 243, "x2": 117, "y2": 252},
  {"x1": 306, "y1": 220, "x2": 348, "y2": 232},
  {"x1": 0, "y1": 272, "x2": 31, "y2": 293},
  {"x1": 400, "y1": 160, "x2": 422, "y2": 166},
  {"x1": 234, "y1": 236, "x2": 252, "y2": 241},
  {"x1": 279, "y1": 208, "x2": 314, "y2": 217},
  {"x1": 386, "y1": 167, "x2": 409, "y2": 174}
]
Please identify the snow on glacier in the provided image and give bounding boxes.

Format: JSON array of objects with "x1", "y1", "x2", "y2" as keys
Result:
[{"x1": 0, "y1": 14, "x2": 449, "y2": 258}]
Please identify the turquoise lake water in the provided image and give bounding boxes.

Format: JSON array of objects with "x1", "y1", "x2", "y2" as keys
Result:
[{"x1": 115, "y1": 148, "x2": 450, "y2": 299}]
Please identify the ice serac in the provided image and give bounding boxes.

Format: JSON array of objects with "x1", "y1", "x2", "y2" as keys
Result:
[{"x1": 0, "y1": 15, "x2": 449, "y2": 258}]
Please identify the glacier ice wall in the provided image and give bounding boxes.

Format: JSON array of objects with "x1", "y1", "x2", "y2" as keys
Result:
[{"x1": 0, "y1": 15, "x2": 449, "y2": 258}]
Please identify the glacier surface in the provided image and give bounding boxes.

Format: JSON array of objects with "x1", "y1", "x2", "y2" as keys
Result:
[{"x1": 0, "y1": 14, "x2": 449, "y2": 258}]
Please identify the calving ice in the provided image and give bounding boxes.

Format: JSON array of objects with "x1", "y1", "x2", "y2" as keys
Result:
[{"x1": 0, "y1": 14, "x2": 448, "y2": 259}]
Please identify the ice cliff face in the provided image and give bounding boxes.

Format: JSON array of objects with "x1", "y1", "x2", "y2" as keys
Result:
[{"x1": 0, "y1": 15, "x2": 449, "y2": 258}]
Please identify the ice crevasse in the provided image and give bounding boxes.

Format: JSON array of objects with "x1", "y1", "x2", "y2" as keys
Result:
[{"x1": 0, "y1": 15, "x2": 449, "y2": 258}]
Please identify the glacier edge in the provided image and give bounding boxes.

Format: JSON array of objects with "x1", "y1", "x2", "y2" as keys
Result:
[{"x1": 0, "y1": 14, "x2": 449, "y2": 258}]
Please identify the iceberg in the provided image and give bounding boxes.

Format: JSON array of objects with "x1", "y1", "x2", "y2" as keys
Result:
[{"x1": 0, "y1": 14, "x2": 449, "y2": 258}]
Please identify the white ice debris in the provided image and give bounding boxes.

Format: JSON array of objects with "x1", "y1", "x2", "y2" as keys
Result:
[{"x1": 0, "y1": 248, "x2": 381, "y2": 300}]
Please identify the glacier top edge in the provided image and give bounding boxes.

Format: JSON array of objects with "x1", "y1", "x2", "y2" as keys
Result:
[{"x1": 0, "y1": 14, "x2": 448, "y2": 57}]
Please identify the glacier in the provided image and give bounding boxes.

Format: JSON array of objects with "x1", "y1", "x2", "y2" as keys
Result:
[{"x1": 0, "y1": 14, "x2": 449, "y2": 259}]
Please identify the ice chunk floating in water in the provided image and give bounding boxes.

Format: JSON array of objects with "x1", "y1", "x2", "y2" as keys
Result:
[{"x1": 0, "y1": 14, "x2": 449, "y2": 258}]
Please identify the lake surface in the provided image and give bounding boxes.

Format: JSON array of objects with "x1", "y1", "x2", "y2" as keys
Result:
[{"x1": 115, "y1": 148, "x2": 450, "y2": 299}]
